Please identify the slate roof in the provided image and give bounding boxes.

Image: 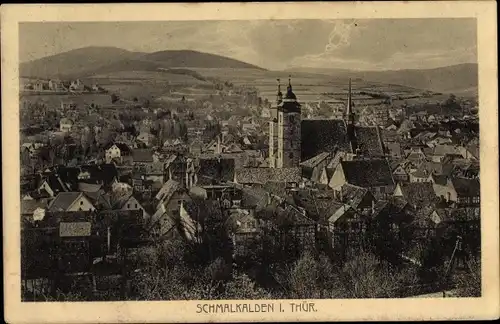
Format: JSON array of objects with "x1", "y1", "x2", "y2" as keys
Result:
[
  {"x1": 431, "y1": 173, "x2": 449, "y2": 186},
  {"x1": 155, "y1": 179, "x2": 181, "y2": 203},
  {"x1": 241, "y1": 187, "x2": 270, "y2": 211},
  {"x1": 197, "y1": 157, "x2": 236, "y2": 185},
  {"x1": 340, "y1": 184, "x2": 372, "y2": 209},
  {"x1": 355, "y1": 126, "x2": 385, "y2": 156},
  {"x1": 48, "y1": 192, "x2": 86, "y2": 212},
  {"x1": 328, "y1": 204, "x2": 354, "y2": 223},
  {"x1": 263, "y1": 181, "x2": 288, "y2": 199},
  {"x1": 451, "y1": 177, "x2": 480, "y2": 197},
  {"x1": 114, "y1": 142, "x2": 132, "y2": 154},
  {"x1": 132, "y1": 148, "x2": 154, "y2": 163},
  {"x1": 78, "y1": 182, "x2": 102, "y2": 192},
  {"x1": 433, "y1": 144, "x2": 464, "y2": 157},
  {"x1": 235, "y1": 167, "x2": 301, "y2": 185},
  {"x1": 291, "y1": 190, "x2": 342, "y2": 222},
  {"x1": 396, "y1": 182, "x2": 437, "y2": 208},
  {"x1": 300, "y1": 152, "x2": 331, "y2": 169},
  {"x1": 44, "y1": 173, "x2": 70, "y2": 193},
  {"x1": 340, "y1": 159, "x2": 394, "y2": 187},
  {"x1": 386, "y1": 142, "x2": 402, "y2": 156},
  {"x1": 79, "y1": 164, "x2": 119, "y2": 187},
  {"x1": 85, "y1": 190, "x2": 112, "y2": 210},
  {"x1": 301, "y1": 119, "x2": 352, "y2": 161}
]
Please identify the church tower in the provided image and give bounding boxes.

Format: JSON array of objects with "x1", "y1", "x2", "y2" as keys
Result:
[
  {"x1": 276, "y1": 76, "x2": 301, "y2": 168},
  {"x1": 268, "y1": 79, "x2": 282, "y2": 168},
  {"x1": 345, "y1": 78, "x2": 358, "y2": 152}
]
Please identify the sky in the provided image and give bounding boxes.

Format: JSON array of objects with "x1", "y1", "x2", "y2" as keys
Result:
[{"x1": 19, "y1": 19, "x2": 477, "y2": 71}]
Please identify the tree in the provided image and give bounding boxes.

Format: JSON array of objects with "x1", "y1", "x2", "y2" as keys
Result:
[
  {"x1": 111, "y1": 94, "x2": 120, "y2": 104},
  {"x1": 339, "y1": 251, "x2": 403, "y2": 298}
]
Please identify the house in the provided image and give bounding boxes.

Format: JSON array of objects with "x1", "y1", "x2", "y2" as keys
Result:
[
  {"x1": 392, "y1": 163, "x2": 410, "y2": 183},
  {"x1": 409, "y1": 165, "x2": 432, "y2": 183},
  {"x1": 393, "y1": 182, "x2": 438, "y2": 209},
  {"x1": 48, "y1": 192, "x2": 96, "y2": 212},
  {"x1": 337, "y1": 183, "x2": 375, "y2": 213},
  {"x1": 112, "y1": 194, "x2": 150, "y2": 220},
  {"x1": 196, "y1": 157, "x2": 236, "y2": 186},
  {"x1": 105, "y1": 143, "x2": 132, "y2": 164},
  {"x1": 69, "y1": 79, "x2": 84, "y2": 92},
  {"x1": 405, "y1": 147, "x2": 428, "y2": 164},
  {"x1": 328, "y1": 204, "x2": 367, "y2": 251},
  {"x1": 38, "y1": 174, "x2": 69, "y2": 197},
  {"x1": 136, "y1": 132, "x2": 156, "y2": 147},
  {"x1": 150, "y1": 180, "x2": 193, "y2": 236},
  {"x1": 328, "y1": 158, "x2": 395, "y2": 199},
  {"x1": 300, "y1": 152, "x2": 332, "y2": 185},
  {"x1": 229, "y1": 209, "x2": 260, "y2": 257},
  {"x1": 451, "y1": 177, "x2": 481, "y2": 207},
  {"x1": 189, "y1": 138, "x2": 205, "y2": 156},
  {"x1": 59, "y1": 118, "x2": 74, "y2": 133}
]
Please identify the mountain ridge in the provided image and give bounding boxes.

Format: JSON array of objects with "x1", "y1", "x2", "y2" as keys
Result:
[
  {"x1": 20, "y1": 46, "x2": 266, "y2": 79},
  {"x1": 285, "y1": 63, "x2": 478, "y2": 95}
]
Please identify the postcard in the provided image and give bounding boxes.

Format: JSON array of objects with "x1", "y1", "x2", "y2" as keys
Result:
[{"x1": 2, "y1": 1, "x2": 499, "y2": 322}]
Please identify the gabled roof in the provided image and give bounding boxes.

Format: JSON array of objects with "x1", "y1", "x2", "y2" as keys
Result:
[
  {"x1": 300, "y1": 152, "x2": 331, "y2": 169},
  {"x1": 340, "y1": 183, "x2": 372, "y2": 209},
  {"x1": 328, "y1": 204, "x2": 354, "y2": 223},
  {"x1": 235, "y1": 167, "x2": 301, "y2": 185},
  {"x1": 48, "y1": 192, "x2": 88, "y2": 212},
  {"x1": 433, "y1": 144, "x2": 464, "y2": 157},
  {"x1": 395, "y1": 182, "x2": 437, "y2": 208},
  {"x1": 241, "y1": 187, "x2": 270, "y2": 211},
  {"x1": 106, "y1": 142, "x2": 132, "y2": 153},
  {"x1": 78, "y1": 182, "x2": 102, "y2": 193},
  {"x1": 451, "y1": 177, "x2": 480, "y2": 197},
  {"x1": 43, "y1": 173, "x2": 70, "y2": 193},
  {"x1": 155, "y1": 179, "x2": 181, "y2": 203},
  {"x1": 340, "y1": 159, "x2": 394, "y2": 188}
]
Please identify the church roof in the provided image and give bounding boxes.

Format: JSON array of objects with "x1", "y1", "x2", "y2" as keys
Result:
[
  {"x1": 355, "y1": 126, "x2": 385, "y2": 156},
  {"x1": 301, "y1": 119, "x2": 352, "y2": 161}
]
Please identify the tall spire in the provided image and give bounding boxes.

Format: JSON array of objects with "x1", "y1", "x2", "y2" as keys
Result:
[
  {"x1": 276, "y1": 78, "x2": 283, "y2": 104},
  {"x1": 288, "y1": 74, "x2": 292, "y2": 91},
  {"x1": 346, "y1": 78, "x2": 354, "y2": 125}
]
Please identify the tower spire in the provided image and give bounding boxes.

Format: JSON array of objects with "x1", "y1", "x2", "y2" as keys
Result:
[
  {"x1": 276, "y1": 78, "x2": 283, "y2": 104},
  {"x1": 346, "y1": 78, "x2": 354, "y2": 125}
]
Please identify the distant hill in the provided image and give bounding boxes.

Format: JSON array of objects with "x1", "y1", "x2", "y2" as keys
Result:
[
  {"x1": 286, "y1": 63, "x2": 478, "y2": 95},
  {"x1": 20, "y1": 47, "x2": 265, "y2": 79},
  {"x1": 19, "y1": 47, "x2": 145, "y2": 79}
]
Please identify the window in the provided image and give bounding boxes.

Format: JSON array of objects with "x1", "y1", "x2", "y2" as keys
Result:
[
  {"x1": 80, "y1": 201, "x2": 83, "y2": 205},
  {"x1": 127, "y1": 204, "x2": 130, "y2": 209},
  {"x1": 473, "y1": 196, "x2": 480, "y2": 204},
  {"x1": 135, "y1": 204, "x2": 138, "y2": 208}
]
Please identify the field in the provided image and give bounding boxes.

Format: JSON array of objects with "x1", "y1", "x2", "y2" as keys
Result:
[{"x1": 20, "y1": 66, "x2": 460, "y2": 113}]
